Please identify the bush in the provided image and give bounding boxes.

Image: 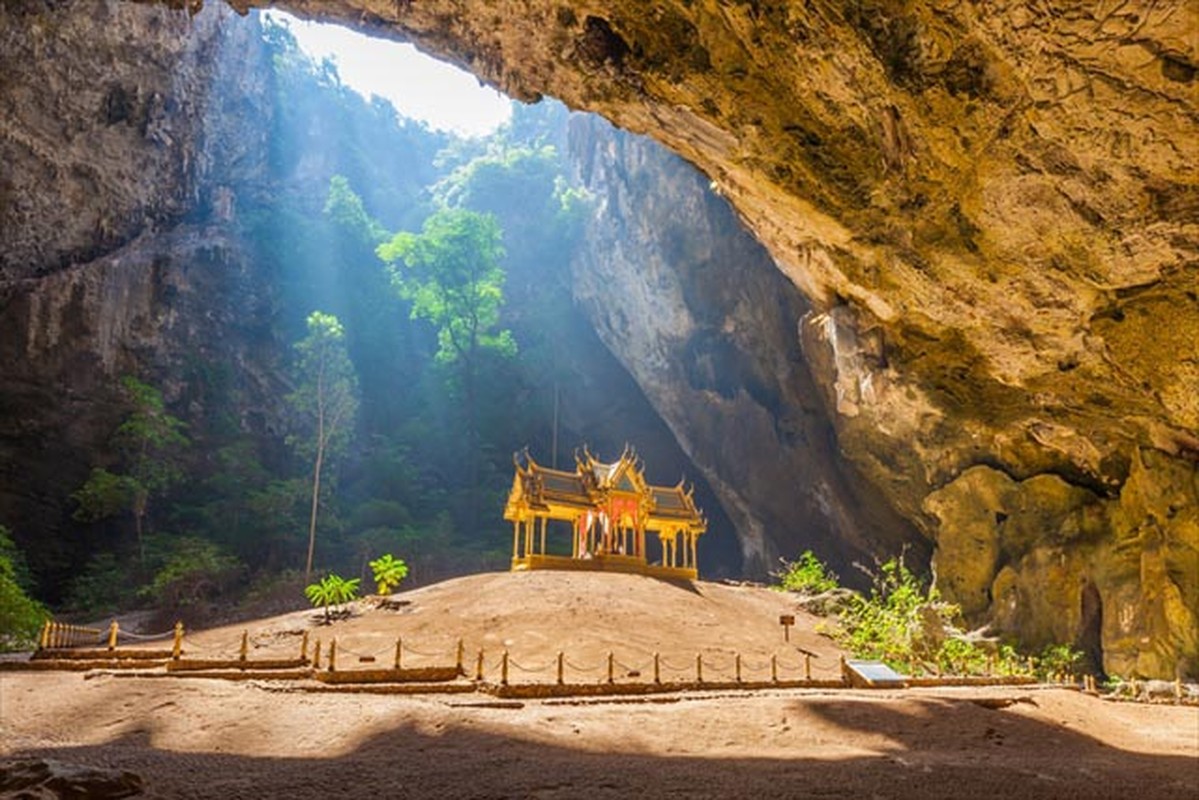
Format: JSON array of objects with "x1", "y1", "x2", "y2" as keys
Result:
[
  {"x1": 774, "y1": 551, "x2": 839, "y2": 594},
  {"x1": 368, "y1": 553, "x2": 409, "y2": 595},
  {"x1": 1035, "y1": 643, "x2": 1084, "y2": 680},
  {"x1": 0, "y1": 527, "x2": 48, "y2": 652},
  {"x1": 304, "y1": 573, "x2": 360, "y2": 623},
  {"x1": 143, "y1": 537, "x2": 243, "y2": 612},
  {"x1": 66, "y1": 552, "x2": 141, "y2": 614}
]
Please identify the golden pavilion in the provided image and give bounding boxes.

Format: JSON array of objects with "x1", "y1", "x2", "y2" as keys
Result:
[{"x1": 504, "y1": 446, "x2": 707, "y2": 580}]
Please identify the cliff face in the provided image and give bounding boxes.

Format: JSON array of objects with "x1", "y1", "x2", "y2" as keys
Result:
[
  {"x1": 566, "y1": 115, "x2": 920, "y2": 574},
  {"x1": 0, "y1": 1, "x2": 283, "y2": 574},
  {"x1": 3, "y1": 0, "x2": 1196, "y2": 677},
  {"x1": 248, "y1": 0, "x2": 1197, "y2": 677}
]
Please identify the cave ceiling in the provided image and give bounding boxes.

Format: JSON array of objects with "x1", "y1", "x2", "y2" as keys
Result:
[{"x1": 179, "y1": 0, "x2": 1199, "y2": 487}]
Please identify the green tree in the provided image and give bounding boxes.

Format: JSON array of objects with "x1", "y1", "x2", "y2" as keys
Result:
[
  {"x1": 0, "y1": 526, "x2": 48, "y2": 652},
  {"x1": 377, "y1": 209, "x2": 514, "y2": 524},
  {"x1": 72, "y1": 376, "x2": 188, "y2": 564},
  {"x1": 288, "y1": 311, "x2": 360, "y2": 580}
]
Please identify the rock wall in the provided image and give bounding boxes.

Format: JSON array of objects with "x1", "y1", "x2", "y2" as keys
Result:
[
  {"x1": 243, "y1": 0, "x2": 1196, "y2": 677},
  {"x1": 4, "y1": 0, "x2": 1197, "y2": 676},
  {"x1": 0, "y1": 1, "x2": 282, "y2": 577},
  {"x1": 567, "y1": 115, "x2": 920, "y2": 575}
]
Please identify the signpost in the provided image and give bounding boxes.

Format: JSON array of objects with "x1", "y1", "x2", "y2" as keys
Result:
[{"x1": 779, "y1": 614, "x2": 795, "y2": 642}]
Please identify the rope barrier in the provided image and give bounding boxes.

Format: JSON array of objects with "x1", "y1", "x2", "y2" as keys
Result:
[
  {"x1": 563, "y1": 657, "x2": 603, "y2": 673},
  {"x1": 508, "y1": 658, "x2": 554, "y2": 674},
  {"x1": 116, "y1": 628, "x2": 177, "y2": 641},
  {"x1": 613, "y1": 657, "x2": 651, "y2": 675}
]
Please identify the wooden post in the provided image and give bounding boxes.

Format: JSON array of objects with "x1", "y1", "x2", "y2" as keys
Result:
[
  {"x1": 172, "y1": 622, "x2": 184, "y2": 660},
  {"x1": 394, "y1": 637, "x2": 403, "y2": 670},
  {"x1": 38, "y1": 620, "x2": 50, "y2": 650},
  {"x1": 456, "y1": 639, "x2": 465, "y2": 675},
  {"x1": 771, "y1": 654, "x2": 778, "y2": 683},
  {"x1": 313, "y1": 639, "x2": 322, "y2": 670},
  {"x1": 735, "y1": 653, "x2": 742, "y2": 683},
  {"x1": 557, "y1": 651, "x2": 564, "y2": 685},
  {"x1": 653, "y1": 652, "x2": 661, "y2": 685},
  {"x1": 804, "y1": 653, "x2": 812, "y2": 681},
  {"x1": 987, "y1": 654, "x2": 995, "y2": 676},
  {"x1": 501, "y1": 650, "x2": 509, "y2": 686},
  {"x1": 840, "y1": 654, "x2": 847, "y2": 684},
  {"x1": 607, "y1": 651, "x2": 615, "y2": 684},
  {"x1": 696, "y1": 653, "x2": 703, "y2": 684},
  {"x1": 300, "y1": 631, "x2": 309, "y2": 662},
  {"x1": 475, "y1": 649, "x2": 485, "y2": 682},
  {"x1": 328, "y1": 638, "x2": 337, "y2": 672},
  {"x1": 239, "y1": 631, "x2": 249, "y2": 662},
  {"x1": 1175, "y1": 677, "x2": 1183, "y2": 703},
  {"x1": 107, "y1": 621, "x2": 119, "y2": 651}
]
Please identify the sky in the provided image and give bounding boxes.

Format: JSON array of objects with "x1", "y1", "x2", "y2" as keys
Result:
[{"x1": 268, "y1": 11, "x2": 512, "y2": 137}]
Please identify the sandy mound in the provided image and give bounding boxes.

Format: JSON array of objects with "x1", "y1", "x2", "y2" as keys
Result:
[{"x1": 185, "y1": 571, "x2": 845, "y2": 682}]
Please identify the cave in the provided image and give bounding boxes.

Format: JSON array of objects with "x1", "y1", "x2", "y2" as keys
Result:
[
  {"x1": 1, "y1": 0, "x2": 1196, "y2": 677},
  {"x1": 1077, "y1": 580, "x2": 1106, "y2": 680}
]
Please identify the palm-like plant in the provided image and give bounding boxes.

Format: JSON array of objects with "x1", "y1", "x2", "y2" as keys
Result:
[
  {"x1": 305, "y1": 574, "x2": 360, "y2": 623},
  {"x1": 369, "y1": 554, "x2": 409, "y2": 596}
]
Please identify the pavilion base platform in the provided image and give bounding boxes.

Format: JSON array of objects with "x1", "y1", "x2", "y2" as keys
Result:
[{"x1": 511, "y1": 553, "x2": 697, "y2": 581}]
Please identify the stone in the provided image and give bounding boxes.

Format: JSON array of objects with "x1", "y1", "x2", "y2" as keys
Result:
[
  {"x1": 0, "y1": 0, "x2": 1195, "y2": 675},
  {"x1": 0, "y1": 758, "x2": 144, "y2": 799}
]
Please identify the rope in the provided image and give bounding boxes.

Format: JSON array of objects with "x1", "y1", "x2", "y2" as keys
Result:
[
  {"x1": 563, "y1": 657, "x2": 602, "y2": 673},
  {"x1": 657, "y1": 657, "x2": 692, "y2": 673},
  {"x1": 508, "y1": 658, "x2": 553, "y2": 674},
  {"x1": 336, "y1": 642, "x2": 394, "y2": 660},
  {"x1": 403, "y1": 643, "x2": 454, "y2": 658},
  {"x1": 117, "y1": 629, "x2": 176, "y2": 641},
  {"x1": 613, "y1": 657, "x2": 651, "y2": 674}
]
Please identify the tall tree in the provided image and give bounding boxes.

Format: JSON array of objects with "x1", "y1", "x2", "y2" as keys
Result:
[
  {"x1": 377, "y1": 209, "x2": 514, "y2": 526},
  {"x1": 72, "y1": 376, "x2": 189, "y2": 564},
  {"x1": 288, "y1": 311, "x2": 360, "y2": 579}
]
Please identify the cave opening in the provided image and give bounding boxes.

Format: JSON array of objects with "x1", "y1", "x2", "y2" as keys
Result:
[{"x1": 1077, "y1": 581, "x2": 1106, "y2": 680}]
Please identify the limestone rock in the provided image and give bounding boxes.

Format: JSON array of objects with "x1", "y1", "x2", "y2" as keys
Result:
[
  {"x1": 567, "y1": 116, "x2": 920, "y2": 574},
  {"x1": 2, "y1": 0, "x2": 1196, "y2": 675},
  {"x1": 0, "y1": 758, "x2": 144, "y2": 799}
]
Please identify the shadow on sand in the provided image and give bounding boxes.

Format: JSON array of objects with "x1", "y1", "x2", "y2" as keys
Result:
[{"x1": 5, "y1": 691, "x2": 1196, "y2": 799}]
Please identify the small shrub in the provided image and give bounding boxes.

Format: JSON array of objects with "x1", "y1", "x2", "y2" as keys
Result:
[
  {"x1": 774, "y1": 551, "x2": 839, "y2": 595},
  {"x1": 1036, "y1": 643, "x2": 1084, "y2": 680},
  {"x1": 368, "y1": 553, "x2": 409, "y2": 595},
  {"x1": 0, "y1": 527, "x2": 48, "y2": 651},
  {"x1": 304, "y1": 573, "x2": 360, "y2": 623},
  {"x1": 143, "y1": 537, "x2": 243, "y2": 612}
]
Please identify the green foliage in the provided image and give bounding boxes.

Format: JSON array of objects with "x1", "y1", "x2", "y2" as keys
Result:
[
  {"x1": 378, "y1": 208, "x2": 515, "y2": 366},
  {"x1": 142, "y1": 537, "x2": 243, "y2": 612},
  {"x1": 1036, "y1": 643, "x2": 1085, "y2": 680},
  {"x1": 788, "y1": 551, "x2": 1031, "y2": 677},
  {"x1": 72, "y1": 468, "x2": 138, "y2": 522},
  {"x1": 287, "y1": 312, "x2": 360, "y2": 465},
  {"x1": 64, "y1": 552, "x2": 136, "y2": 614},
  {"x1": 0, "y1": 527, "x2": 48, "y2": 652},
  {"x1": 368, "y1": 553, "x2": 409, "y2": 595},
  {"x1": 304, "y1": 573, "x2": 360, "y2": 623},
  {"x1": 325, "y1": 174, "x2": 387, "y2": 245},
  {"x1": 836, "y1": 557, "x2": 941, "y2": 674},
  {"x1": 71, "y1": 376, "x2": 189, "y2": 563},
  {"x1": 774, "y1": 551, "x2": 839, "y2": 594},
  {"x1": 287, "y1": 311, "x2": 360, "y2": 578}
]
